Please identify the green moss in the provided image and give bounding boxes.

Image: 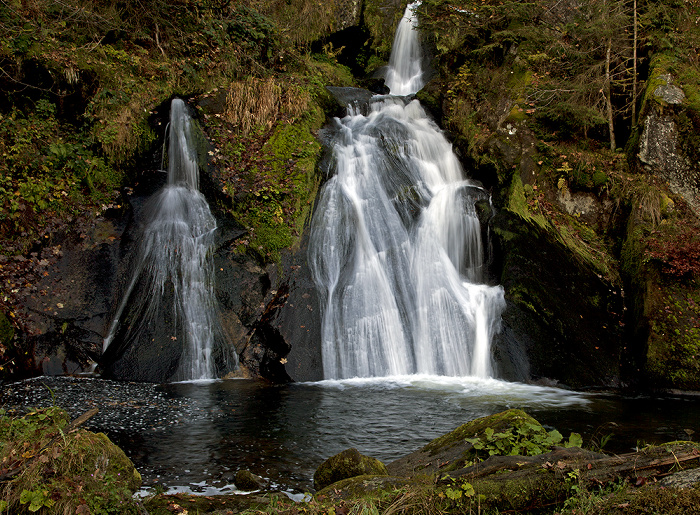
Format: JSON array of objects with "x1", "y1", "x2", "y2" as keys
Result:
[
  {"x1": 235, "y1": 102, "x2": 324, "y2": 263},
  {"x1": 0, "y1": 407, "x2": 141, "y2": 514},
  {"x1": 364, "y1": 0, "x2": 406, "y2": 58},
  {"x1": 645, "y1": 282, "x2": 700, "y2": 389},
  {"x1": 504, "y1": 173, "x2": 547, "y2": 229},
  {"x1": 314, "y1": 448, "x2": 389, "y2": 491},
  {"x1": 506, "y1": 105, "x2": 527, "y2": 123},
  {"x1": 640, "y1": 53, "x2": 679, "y2": 115},
  {"x1": 471, "y1": 473, "x2": 568, "y2": 513},
  {"x1": 506, "y1": 172, "x2": 530, "y2": 218}
]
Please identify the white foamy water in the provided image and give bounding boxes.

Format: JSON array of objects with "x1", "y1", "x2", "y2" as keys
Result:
[
  {"x1": 384, "y1": 2, "x2": 424, "y2": 95},
  {"x1": 103, "y1": 99, "x2": 221, "y2": 380},
  {"x1": 309, "y1": 17, "x2": 505, "y2": 379},
  {"x1": 310, "y1": 375, "x2": 590, "y2": 409}
]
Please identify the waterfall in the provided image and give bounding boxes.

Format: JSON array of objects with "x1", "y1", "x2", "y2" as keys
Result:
[
  {"x1": 384, "y1": 2, "x2": 424, "y2": 95},
  {"x1": 308, "y1": 3, "x2": 505, "y2": 380},
  {"x1": 103, "y1": 99, "x2": 225, "y2": 381}
]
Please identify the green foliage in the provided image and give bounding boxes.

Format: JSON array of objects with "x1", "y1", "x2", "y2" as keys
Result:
[
  {"x1": 535, "y1": 102, "x2": 607, "y2": 140},
  {"x1": 465, "y1": 422, "x2": 583, "y2": 459},
  {"x1": 228, "y1": 6, "x2": 277, "y2": 53},
  {"x1": 0, "y1": 104, "x2": 120, "y2": 249},
  {"x1": 444, "y1": 478, "x2": 475, "y2": 503},
  {"x1": 19, "y1": 488, "x2": 55, "y2": 512}
]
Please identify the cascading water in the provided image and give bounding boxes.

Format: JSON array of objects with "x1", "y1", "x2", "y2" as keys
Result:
[
  {"x1": 308, "y1": 3, "x2": 506, "y2": 380},
  {"x1": 384, "y1": 2, "x2": 424, "y2": 95},
  {"x1": 103, "y1": 98, "x2": 228, "y2": 381}
]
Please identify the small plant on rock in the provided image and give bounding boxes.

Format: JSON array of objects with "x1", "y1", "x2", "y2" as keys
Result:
[{"x1": 465, "y1": 422, "x2": 583, "y2": 459}]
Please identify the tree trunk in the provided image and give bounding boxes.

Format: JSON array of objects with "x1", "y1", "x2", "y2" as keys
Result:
[
  {"x1": 605, "y1": 39, "x2": 616, "y2": 151},
  {"x1": 632, "y1": 0, "x2": 638, "y2": 127},
  {"x1": 448, "y1": 443, "x2": 700, "y2": 485}
]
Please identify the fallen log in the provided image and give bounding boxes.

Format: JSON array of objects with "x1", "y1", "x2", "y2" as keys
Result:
[{"x1": 448, "y1": 443, "x2": 700, "y2": 484}]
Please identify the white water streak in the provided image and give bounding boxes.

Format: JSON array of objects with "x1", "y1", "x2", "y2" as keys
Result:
[
  {"x1": 384, "y1": 2, "x2": 424, "y2": 95},
  {"x1": 103, "y1": 99, "x2": 218, "y2": 380},
  {"x1": 309, "y1": 97, "x2": 505, "y2": 379}
]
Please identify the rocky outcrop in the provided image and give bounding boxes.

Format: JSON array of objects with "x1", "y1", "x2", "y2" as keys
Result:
[
  {"x1": 638, "y1": 73, "x2": 700, "y2": 215},
  {"x1": 335, "y1": 0, "x2": 363, "y2": 31},
  {"x1": 3, "y1": 215, "x2": 126, "y2": 378}
]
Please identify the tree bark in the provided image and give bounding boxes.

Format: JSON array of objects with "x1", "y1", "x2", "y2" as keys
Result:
[{"x1": 632, "y1": 0, "x2": 638, "y2": 127}]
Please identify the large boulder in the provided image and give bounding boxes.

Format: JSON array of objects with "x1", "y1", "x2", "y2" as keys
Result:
[
  {"x1": 387, "y1": 408, "x2": 545, "y2": 477},
  {"x1": 638, "y1": 71, "x2": 700, "y2": 216},
  {"x1": 314, "y1": 448, "x2": 389, "y2": 491},
  {"x1": 0, "y1": 407, "x2": 141, "y2": 514}
]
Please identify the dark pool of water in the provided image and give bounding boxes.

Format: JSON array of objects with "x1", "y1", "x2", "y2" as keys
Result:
[{"x1": 2, "y1": 375, "x2": 699, "y2": 496}]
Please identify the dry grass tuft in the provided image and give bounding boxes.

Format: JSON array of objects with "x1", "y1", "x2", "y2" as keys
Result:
[{"x1": 224, "y1": 77, "x2": 310, "y2": 136}]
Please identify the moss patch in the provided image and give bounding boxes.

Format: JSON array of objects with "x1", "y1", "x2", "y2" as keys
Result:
[
  {"x1": 0, "y1": 407, "x2": 141, "y2": 514},
  {"x1": 200, "y1": 62, "x2": 343, "y2": 264},
  {"x1": 314, "y1": 448, "x2": 389, "y2": 491},
  {"x1": 645, "y1": 282, "x2": 700, "y2": 389}
]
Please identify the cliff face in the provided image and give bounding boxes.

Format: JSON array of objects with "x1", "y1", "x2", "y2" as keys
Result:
[{"x1": 1, "y1": 0, "x2": 699, "y2": 389}]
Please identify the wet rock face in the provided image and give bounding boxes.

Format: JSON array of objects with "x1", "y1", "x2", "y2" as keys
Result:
[
  {"x1": 334, "y1": 0, "x2": 362, "y2": 31},
  {"x1": 233, "y1": 231, "x2": 324, "y2": 383},
  {"x1": 7, "y1": 215, "x2": 126, "y2": 378},
  {"x1": 492, "y1": 211, "x2": 626, "y2": 388}
]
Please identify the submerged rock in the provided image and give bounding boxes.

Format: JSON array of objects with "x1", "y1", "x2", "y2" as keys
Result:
[
  {"x1": 313, "y1": 448, "x2": 389, "y2": 491},
  {"x1": 234, "y1": 470, "x2": 267, "y2": 491}
]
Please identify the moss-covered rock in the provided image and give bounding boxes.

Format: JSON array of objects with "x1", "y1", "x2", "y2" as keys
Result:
[
  {"x1": 387, "y1": 409, "x2": 543, "y2": 476},
  {"x1": 621, "y1": 203, "x2": 700, "y2": 390},
  {"x1": 234, "y1": 469, "x2": 267, "y2": 491},
  {"x1": 0, "y1": 406, "x2": 141, "y2": 514},
  {"x1": 143, "y1": 492, "x2": 271, "y2": 515},
  {"x1": 363, "y1": 0, "x2": 406, "y2": 60},
  {"x1": 313, "y1": 448, "x2": 389, "y2": 490}
]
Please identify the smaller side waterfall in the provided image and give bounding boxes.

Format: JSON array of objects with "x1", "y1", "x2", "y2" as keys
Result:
[{"x1": 103, "y1": 99, "x2": 232, "y2": 382}]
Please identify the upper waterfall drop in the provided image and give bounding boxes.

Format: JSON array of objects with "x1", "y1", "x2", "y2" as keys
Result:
[
  {"x1": 384, "y1": 2, "x2": 424, "y2": 96},
  {"x1": 102, "y1": 99, "x2": 234, "y2": 382},
  {"x1": 308, "y1": 3, "x2": 505, "y2": 380}
]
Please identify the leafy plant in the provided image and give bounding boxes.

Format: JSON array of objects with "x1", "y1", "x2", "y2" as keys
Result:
[
  {"x1": 19, "y1": 488, "x2": 55, "y2": 512},
  {"x1": 465, "y1": 422, "x2": 583, "y2": 459}
]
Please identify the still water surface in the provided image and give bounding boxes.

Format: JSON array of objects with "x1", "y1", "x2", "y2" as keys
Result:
[{"x1": 2, "y1": 376, "x2": 699, "y2": 496}]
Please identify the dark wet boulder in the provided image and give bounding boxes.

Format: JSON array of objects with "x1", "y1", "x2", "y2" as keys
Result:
[
  {"x1": 313, "y1": 448, "x2": 389, "y2": 491},
  {"x1": 234, "y1": 470, "x2": 267, "y2": 491}
]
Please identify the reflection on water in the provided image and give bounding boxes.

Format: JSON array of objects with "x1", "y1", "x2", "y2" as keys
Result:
[{"x1": 2, "y1": 376, "x2": 699, "y2": 494}]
